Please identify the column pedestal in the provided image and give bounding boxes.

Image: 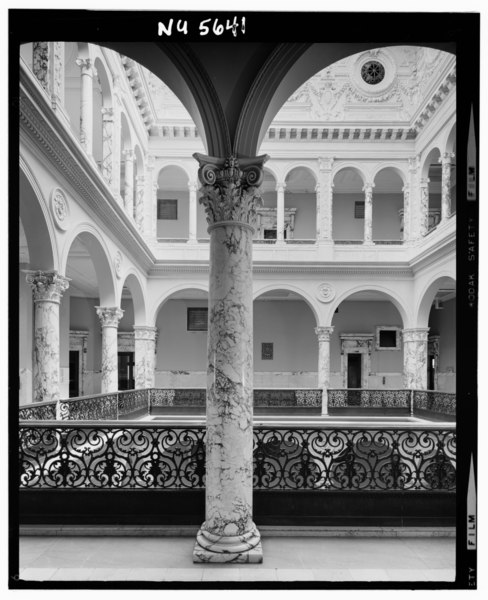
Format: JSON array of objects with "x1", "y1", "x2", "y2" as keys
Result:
[
  {"x1": 192, "y1": 153, "x2": 267, "y2": 564},
  {"x1": 96, "y1": 306, "x2": 124, "y2": 393},
  {"x1": 26, "y1": 271, "x2": 70, "y2": 406}
]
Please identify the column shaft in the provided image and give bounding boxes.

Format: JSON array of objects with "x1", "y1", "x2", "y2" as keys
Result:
[
  {"x1": 318, "y1": 158, "x2": 334, "y2": 241},
  {"x1": 276, "y1": 183, "x2": 285, "y2": 242},
  {"x1": 440, "y1": 153, "x2": 455, "y2": 221},
  {"x1": 135, "y1": 175, "x2": 145, "y2": 232},
  {"x1": 192, "y1": 153, "x2": 267, "y2": 563},
  {"x1": 419, "y1": 179, "x2": 430, "y2": 237},
  {"x1": 315, "y1": 326, "x2": 333, "y2": 415},
  {"x1": 101, "y1": 107, "x2": 114, "y2": 186},
  {"x1": 363, "y1": 182, "x2": 374, "y2": 244},
  {"x1": 76, "y1": 58, "x2": 95, "y2": 155},
  {"x1": 26, "y1": 271, "x2": 70, "y2": 405},
  {"x1": 134, "y1": 326, "x2": 157, "y2": 388},
  {"x1": 402, "y1": 328, "x2": 429, "y2": 390},
  {"x1": 96, "y1": 307, "x2": 124, "y2": 393}
]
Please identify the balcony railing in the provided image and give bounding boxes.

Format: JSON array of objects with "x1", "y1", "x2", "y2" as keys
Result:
[
  {"x1": 19, "y1": 422, "x2": 455, "y2": 492},
  {"x1": 19, "y1": 388, "x2": 455, "y2": 420}
]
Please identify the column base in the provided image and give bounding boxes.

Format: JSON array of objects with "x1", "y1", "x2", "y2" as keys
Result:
[
  {"x1": 192, "y1": 524, "x2": 263, "y2": 563},
  {"x1": 193, "y1": 540, "x2": 263, "y2": 564}
]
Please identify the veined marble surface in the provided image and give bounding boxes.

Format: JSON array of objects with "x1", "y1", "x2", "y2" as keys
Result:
[
  {"x1": 315, "y1": 326, "x2": 334, "y2": 415},
  {"x1": 194, "y1": 222, "x2": 261, "y2": 562},
  {"x1": 403, "y1": 328, "x2": 429, "y2": 389},
  {"x1": 134, "y1": 326, "x2": 157, "y2": 389},
  {"x1": 96, "y1": 307, "x2": 124, "y2": 393}
]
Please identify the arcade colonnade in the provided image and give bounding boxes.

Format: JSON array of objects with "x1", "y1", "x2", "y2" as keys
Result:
[{"x1": 19, "y1": 39, "x2": 456, "y2": 562}]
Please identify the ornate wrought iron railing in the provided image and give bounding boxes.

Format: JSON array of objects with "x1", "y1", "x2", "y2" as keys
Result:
[
  {"x1": 413, "y1": 390, "x2": 456, "y2": 416},
  {"x1": 19, "y1": 423, "x2": 455, "y2": 492},
  {"x1": 19, "y1": 388, "x2": 456, "y2": 420},
  {"x1": 18, "y1": 400, "x2": 57, "y2": 421},
  {"x1": 328, "y1": 389, "x2": 411, "y2": 409}
]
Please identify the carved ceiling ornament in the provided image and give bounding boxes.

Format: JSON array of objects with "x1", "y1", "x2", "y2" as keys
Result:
[
  {"x1": 50, "y1": 187, "x2": 70, "y2": 231},
  {"x1": 349, "y1": 49, "x2": 397, "y2": 98},
  {"x1": 316, "y1": 282, "x2": 336, "y2": 303}
]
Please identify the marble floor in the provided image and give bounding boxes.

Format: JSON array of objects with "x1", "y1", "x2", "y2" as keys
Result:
[{"x1": 17, "y1": 533, "x2": 456, "y2": 583}]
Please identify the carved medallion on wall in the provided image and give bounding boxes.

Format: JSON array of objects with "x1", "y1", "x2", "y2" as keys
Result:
[
  {"x1": 349, "y1": 49, "x2": 397, "y2": 98},
  {"x1": 50, "y1": 188, "x2": 70, "y2": 231},
  {"x1": 316, "y1": 282, "x2": 335, "y2": 303},
  {"x1": 113, "y1": 250, "x2": 123, "y2": 279}
]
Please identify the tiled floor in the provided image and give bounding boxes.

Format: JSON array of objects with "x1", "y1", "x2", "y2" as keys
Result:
[{"x1": 17, "y1": 534, "x2": 456, "y2": 583}]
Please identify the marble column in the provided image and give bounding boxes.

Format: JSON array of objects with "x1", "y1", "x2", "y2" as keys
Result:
[
  {"x1": 188, "y1": 180, "x2": 198, "y2": 243},
  {"x1": 315, "y1": 326, "x2": 334, "y2": 415},
  {"x1": 123, "y1": 149, "x2": 135, "y2": 216},
  {"x1": 135, "y1": 174, "x2": 145, "y2": 232},
  {"x1": 419, "y1": 178, "x2": 430, "y2": 237},
  {"x1": 32, "y1": 42, "x2": 50, "y2": 92},
  {"x1": 402, "y1": 184, "x2": 410, "y2": 241},
  {"x1": 76, "y1": 58, "x2": 95, "y2": 155},
  {"x1": 101, "y1": 107, "x2": 114, "y2": 186},
  {"x1": 26, "y1": 271, "x2": 70, "y2": 405},
  {"x1": 192, "y1": 152, "x2": 268, "y2": 563},
  {"x1": 402, "y1": 328, "x2": 429, "y2": 390},
  {"x1": 317, "y1": 157, "x2": 334, "y2": 241},
  {"x1": 276, "y1": 182, "x2": 285, "y2": 242},
  {"x1": 134, "y1": 326, "x2": 157, "y2": 389},
  {"x1": 363, "y1": 182, "x2": 374, "y2": 244},
  {"x1": 95, "y1": 307, "x2": 124, "y2": 393},
  {"x1": 439, "y1": 152, "x2": 455, "y2": 222}
]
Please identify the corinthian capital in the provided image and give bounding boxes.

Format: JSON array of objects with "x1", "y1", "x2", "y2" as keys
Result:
[
  {"x1": 76, "y1": 57, "x2": 96, "y2": 76},
  {"x1": 95, "y1": 306, "x2": 124, "y2": 328},
  {"x1": 194, "y1": 153, "x2": 269, "y2": 227},
  {"x1": 315, "y1": 326, "x2": 334, "y2": 342},
  {"x1": 25, "y1": 270, "x2": 70, "y2": 303}
]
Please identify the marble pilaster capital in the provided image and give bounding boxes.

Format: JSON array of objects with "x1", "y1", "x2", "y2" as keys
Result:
[
  {"x1": 439, "y1": 152, "x2": 455, "y2": 165},
  {"x1": 101, "y1": 107, "x2": 114, "y2": 120},
  {"x1": 133, "y1": 326, "x2": 158, "y2": 341},
  {"x1": 136, "y1": 174, "x2": 145, "y2": 186},
  {"x1": 275, "y1": 182, "x2": 286, "y2": 193},
  {"x1": 146, "y1": 154, "x2": 156, "y2": 171},
  {"x1": 362, "y1": 182, "x2": 375, "y2": 195},
  {"x1": 315, "y1": 326, "x2": 334, "y2": 342},
  {"x1": 402, "y1": 328, "x2": 430, "y2": 343},
  {"x1": 420, "y1": 178, "x2": 430, "y2": 188},
  {"x1": 25, "y1": 270, "x2": 70, "y2": 303},
  {"x1": 122, "y1": 148, "x2": 135, "y2": 161},
  {"x1": 95, "y1": 306, "x2": 124, "y2": 328},
  {"x1": 318, "y1": 157, "x2": 334, "y2": 172},
  {"x1": 408, "y1": 155, "x2": 420, "y2": 173},
  {"x1": 76, "y1": 57, "x2": 96, "y2": 77},
  {"x1": 194, "y1": 152, "x2": 269, "y2": 228}
]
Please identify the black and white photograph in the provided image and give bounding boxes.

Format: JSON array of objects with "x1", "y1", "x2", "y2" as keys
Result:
[{"x1": 8, "y1": 5, "x2": 480, "y2": 591}]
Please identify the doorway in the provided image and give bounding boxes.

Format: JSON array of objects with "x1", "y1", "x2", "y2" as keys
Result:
[
  {"x1": 69, "y1": 350, "x2": 79, "y2": 397},
  {"x1": 118, "y1": 352, "x2": 135, "y2": 390},
  {"x1": 347, "y1": 353, "x2": 362, "y2": 388}
]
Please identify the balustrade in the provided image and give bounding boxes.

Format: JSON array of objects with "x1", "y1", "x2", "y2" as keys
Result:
[{"x1": 19, "y1": 422, "x2": 456, "y2": 492}]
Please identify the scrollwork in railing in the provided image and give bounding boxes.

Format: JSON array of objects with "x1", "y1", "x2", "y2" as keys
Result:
[
  {"x1": 18, "y1": 402, "x2": 57, "y2": 421},
  {"x1": 20, "y1": 424, "x2": 455, "y2": 492},
  {"x1": 328, "y1": 389, "x2": 410, "y2": 408},
  {"x1": 118, "y1": 390, "x2": 150, "y2": 417},
  {"x1": 66, "y1": 394, "x2": 118, "y2": 421},
  {"x1": 413, "y1": 391, "x2": 456, "y2": 416},
  {"x1": 253, "y1": 428, "x2": 456, "y2": 491},
  {"x1": 19, "y1": 425, "x2": 206, "y2": 489}
]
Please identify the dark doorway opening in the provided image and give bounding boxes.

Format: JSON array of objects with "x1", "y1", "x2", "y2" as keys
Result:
[
  {"x1": 118, "y1": 352, "x2": 135, "y2": 390},
  {"x1": 69, "y1": 350, "x2": 79, "y2": 397}
]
